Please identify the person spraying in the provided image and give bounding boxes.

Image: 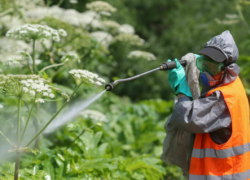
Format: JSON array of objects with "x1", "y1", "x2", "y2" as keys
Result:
[{"x1": 161, "y1": 30, "x2": 250, "y2": 179}]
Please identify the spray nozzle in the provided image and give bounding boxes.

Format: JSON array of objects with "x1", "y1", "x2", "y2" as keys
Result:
[{"x1": 105, "y1": 83, "x2": 114, "y2": 91}]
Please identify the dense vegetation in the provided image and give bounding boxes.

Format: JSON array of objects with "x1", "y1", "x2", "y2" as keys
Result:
[{"x1": 0, "y1": 0, "x2": 249, "y2": 180}]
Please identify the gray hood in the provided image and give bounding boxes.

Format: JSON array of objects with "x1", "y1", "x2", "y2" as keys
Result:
[{"x1": 204, "y1": 30, "x2": 239, "y2": 65}]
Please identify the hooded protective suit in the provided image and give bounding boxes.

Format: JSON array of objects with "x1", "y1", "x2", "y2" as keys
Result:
[{"x1": 161, "y1": 31, "x2": 250, "y2": 179}]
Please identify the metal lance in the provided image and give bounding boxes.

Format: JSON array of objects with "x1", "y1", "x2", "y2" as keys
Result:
[{"x1": 105, "y1": 60, "x2": 187, "y2": 91}]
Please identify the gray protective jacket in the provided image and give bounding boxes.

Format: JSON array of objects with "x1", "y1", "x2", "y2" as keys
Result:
[
  {"x1": 161, "y1": 30, "x2": 240, "y2": 177},
  {"x1": 172, "y1": 62, "x2": 239, "y2": 143}
]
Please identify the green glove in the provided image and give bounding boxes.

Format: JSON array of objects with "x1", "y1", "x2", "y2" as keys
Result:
[{"x1": 167, "y1": 59, "x2": 192, "y2": 98}]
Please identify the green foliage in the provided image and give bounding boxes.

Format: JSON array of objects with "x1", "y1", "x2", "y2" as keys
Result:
[
  {"x1": 0, "y1": 162, "x2": 50, "y2": 180},
  {"x1": 0, "y1": 93, "x2": 184, "y2": 179},
  {"x1": 1, "y1": 0, "x2": 250, "y2": 180},
  {"x1": 238, "y1": 55, "x2": 250, "y2": 96}
]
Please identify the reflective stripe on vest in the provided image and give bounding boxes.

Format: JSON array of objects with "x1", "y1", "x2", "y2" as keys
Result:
[
  {"x1": 192, "y1": 142, "x2": 250, "y2": 158},
  {"x1": 189, "y1": 169, "x2": 250, "y2": 180},
  {"x1": 189, "y1": 77, "x2": 250, "y2": 179}
]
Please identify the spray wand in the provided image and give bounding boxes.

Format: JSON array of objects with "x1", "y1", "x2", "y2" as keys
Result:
[{"x1": 105, "y1": 59, "x2": 186, "y2": 91}]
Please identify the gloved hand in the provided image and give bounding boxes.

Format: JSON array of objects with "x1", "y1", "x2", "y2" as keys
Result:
[{"x1": 167, "y1": 59, "x2": 193, "y2": 98}]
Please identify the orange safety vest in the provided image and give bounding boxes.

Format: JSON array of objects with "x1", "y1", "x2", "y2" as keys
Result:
[{"x1": 189, "y1": 77, "x2": 250, "y2": 180}]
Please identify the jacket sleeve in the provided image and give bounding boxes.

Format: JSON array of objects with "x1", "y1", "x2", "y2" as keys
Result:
[{"x1": 169, "y1": 90, "x2": 231, "y2": 133}]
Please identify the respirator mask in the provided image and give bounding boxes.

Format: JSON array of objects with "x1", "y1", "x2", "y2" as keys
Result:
[{"x1": 196, "y1": 55, "x2": 225, "y2": 86}]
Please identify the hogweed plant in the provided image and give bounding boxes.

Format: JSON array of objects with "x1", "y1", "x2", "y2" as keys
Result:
[
  {"x1": 4, "y1": 23, "x2": 70, "y2": 171},
  {"x1": 4, "y1": 51, "x2": 34, "y2": 71},
  {"x1": 39, "y1": 53, "x2": 81, "y2": 74},
  {"x1": 86, "y1": 1, "x2": 117, "y2": 15},
  {"x1": 127, "y1": 50, "x2": 157, "y2": 61},
  {"x1": 0, "y1": 1, "x2": 158, "y2": 179},
  {"x1": 0, "y1": 71, "x2": 105, "y2": 180},
  {"x1": 69, "y1": 69, "x2": 106, "y2": 86},
  {"x1": 0, "y1": 74, "x2": 57, "y2": 180},
  {"x1": 1, "y1": 23, "x2": 106, "y2": 180},
  {"x1": 6, "y1": 24, "x2": 66, "y2": 74}
]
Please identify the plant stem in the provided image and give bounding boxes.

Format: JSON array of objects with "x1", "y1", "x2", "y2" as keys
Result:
[
  {"x1": 12, "y1": 0, "x2": 22, "y2": 18},
  {"x1": 67, "y1": 128, "x2": 86, "y2": 150},
  {"x1": 20, "y1": 98, "x2": 36, "y2": 145},
  {"x1": 34, "y1": 103, "x2": 40, "y2": 150},
  {"x1": 0, "y1": 131, "x2": 15, "y2": 147},
  {"x1": 14, "y1": 97, "x2": 22, "y2": 180},
  {"x1": 57, "y1": 0, "x2": 64, "y2": 6},
  {"x1": 14, "y1": 152, "x2": 20, "y2": 180},
  {"x1": 25, "y1": 82, "x2": 84, "y2": 147},
  {"x1": 17, "y1": 97, "x2": 21, "y2": 145},
  {"x1": 51, "y1": 66, "x2": 66, "y2": 79},
  {"x1": 66, "y1": 124, "x2": 96, "y2": 150},
  {"x1": 39, "y1": 63, "x2": 65, "y2": 73},
  {"x1": 21, "y1": 98, "x2": 29, "y2": 111},
  {"x1": 32, "y1": 39, "x2": 36, "y2": 74},
  {"x1": 0, "y1": 8, "x2": 13, "y2": 18}
]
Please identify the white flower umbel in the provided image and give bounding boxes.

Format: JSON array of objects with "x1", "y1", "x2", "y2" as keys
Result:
[
  {"x1": 21, "y1": 79, "x2": 54, "y2": 98},
  {"x1": 69, "y1": 69, "x2": 105, "y2": 86},
  {"x1": 225, "y1": 14, "x2": 239, "y2": 19},
  {"x1": 36, "y1": 39, "x2": 52, "y2": 52},
  {"x1": 86, "y1": 1, "x2": 116, "y2": 13},
  {"x1": 3, "y1": 51, "x2": 32, "y2": 67},
  {"x1": 16, "y1": 0, "x2": 45, "y2": 12},
  {"x1": 58, "y1": 29, "x2": 67, "y2": 37},
  {"x1": 128, "y1": 51, "x2": 157, "y2": 61},
  {"x1": 0, "y1": 38, "x2": 32, "y2": 53},
  {"x1": 61, "y1": 9, "x2": 80, "y2": 27},
  {"x1": 119, "y1": 24, "x2": 135, "y2": 34},
  {"x1": 6, "y1": 24, "x2": 66, "y2": 42},
  {"x1": 80, "y1": 109, "x2": 108, "y2": 123},
  {"x1": 29, "y1": 59, "x2": 42, "y2": 65},
  {"x1": 23, "y1": 87, "x2": 29, "y2": 93},
  {"x1": 23, "y1": 6, "x2": 62, "y2": 21},
  {"x1": 35, "y1": 98, "x2": 45, "y2": 103},
  {"x1": 61, "y1": 53, "x2": 80, "y2": 63},
  {"x1": 19, "y1": 51, "x2": 32, "y2": 61},
  {"x1": 78, "y1": 11, "x2": 103, "y2": 29},
  {"x1": 0, "y1": 15, "x2": 23, "y2": 30},
  {"x1": 215, "y1": 17, "x2": 240, "y2": 25},
  {"x1": 59, "y1": 9, "x2": 103, "y2": 29},
  {"x1": 49, "y1": 93, "x2": 55, "y2": 98},
  {"x1": 29, "y1": 90, "x2": 36, "y2": 96},
  {"x1": 4, "y1": 56, "x2": 21, "y2": 67},
  {"x1": 0, "y1": 75, "x2": 62, "y2": 101},
  {"x1": 0, "y1": 104, "x2": 3, "y2": 108},
  {"x1": 102, "y1": 20, "x2": 120, "y2": 34},
  {"x1": 99, "y1": 11, "x2": 111, "y2": 16},
  {"x1": 90, "y1": 31, "x2": 113, "y2": 47},
  {"x1": 24, "y1": 6, "x2": 102, "y2": 29},
  {"x1": 0, "y1": 75, "x2": 38, "y2": 96},
  {"x1": 115, "y1": 34, "x2": 144, "y2": 46},
  {"x1": 69, "y1": 0, "x2": 78, "y2": 4},
  {"x1": 23, "y1": 7, "x2": 47, "y2": 20},
  {"x1": 43, "y1": 92, "x2": 48, "y2": 96}
]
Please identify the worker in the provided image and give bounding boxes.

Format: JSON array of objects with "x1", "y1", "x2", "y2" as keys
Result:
[{"x1": 166, "y1": 30, "x2": 250, "y2": 179}]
